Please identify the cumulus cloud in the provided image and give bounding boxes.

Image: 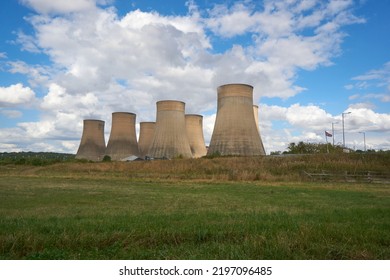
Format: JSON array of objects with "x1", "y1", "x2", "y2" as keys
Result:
[
  {"x1": 16, "y1": 0, "x2": 364, "y2": 103},
  {"x1": 346, "y1": 107, "x2": 390, "y2": 132},
  {"x1": 285, "y1": 104, "x2": 334, "y2": 128},
  {"x1": 0, "y1": 83, "x2": 36, "y2": 107},
  {"x1": 19, "y1": 0, "x2": 107, "y2": 14}
]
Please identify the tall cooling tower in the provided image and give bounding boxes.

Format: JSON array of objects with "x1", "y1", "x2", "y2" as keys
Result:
[
  {"x1": 185, "y1": 114, "x2": 207, "y2": 158},
  {"x1": 105, "y1": 112, "x2": 139, "y2": 161},
  {"x1": 207, "y1": 84, "x2": 266, "y2": 156},
  {"x1": 147, "y1": 100, "x2": 193, "y2": 159},
  {"x1": 76, "y1": 119, "x2": 106, "y2": 161},
  {"x1": 253, "y1": 105, "x2": 266, "y2": 154},
  {"x1": 138, "y1": 122, "x2": 155, "y2": 158}
]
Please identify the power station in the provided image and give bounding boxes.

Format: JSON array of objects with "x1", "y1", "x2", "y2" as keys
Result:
[
  {"x1": 207, "y1": 84, "x2": 266, "y2": 156},
  {"x1": 185, "y1": 114, "x2": 207, "y2": 158},
  {"x1": 105, "y1": 112, "x2": 139, "y2": 161},
  {"x1": 147, "y1": 100, "x2": 193, "y2": 159},
  {"x1": 76, "y1": 119, "x2": 106, "y2": 161},
  {"x1": 75, "y1": 83, "x2": 267, "y2": 161},
  {"x1": 138, "y1": 122, "x2": 155, "y2": 158}
]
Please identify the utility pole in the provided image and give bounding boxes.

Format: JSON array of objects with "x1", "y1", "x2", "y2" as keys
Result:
[
  {"x1": 342, "y1": 112, "x2": 351, "y2": 148},
  {"x1": 359, "y1": 132, "x2": 366, "y2": 152},
  {"x1": 332, "y1": 122, "x2": 338, "y2": 146}
]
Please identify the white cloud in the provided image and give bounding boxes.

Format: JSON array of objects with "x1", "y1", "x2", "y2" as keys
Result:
[
  {"x1": 351, "y1": 61, "x2": 390, "y2": 92},
  {"x1": 15, "y1": 0, "x2": 363, "y2": 103},
  {"x1": 285, "y1": 103, "x2": 334, "y2": 128},
  {"x1": 206, "y1": 3, "x2": 258, "y2": 38},
  {"x1": 0, "y1": 110, "x2": 23, "y2": 119},
  {"x1": 348, "y1": 94, "x2": 360, "y2": 100},
  {"x1": 364, "y1": 93, "x2": 390, "y2": 102},
  {"x1": 15, "y1": 31, "x2": 41, "y2": 53},
  {"x1": 346, "y1": 107, "x2": 390, "y2": 132},
  {"x1": 349, "y1": 102, "x2": 376, "y2": 110},
  {"x1": 349, "y1": 93, "x2": 390, "y2": 103},
  {"x1": 258, "y1": 103, "x2": 335, "y2": 152},
  {"x1": 0, "y1": 144, "x2": 21, "y2": 152},
  {"x1": 20, "y1": 0, "x2": 100, "y2": 14},
  {"x1": 203, "y1": 113, "x2": 216, "y2": 145},
  {"x1": 0, "y1": 83, "x2": 36, "y2": 107},
  {"x1": 345, "y1": 62, "x2": 390, "y2": 108},
  {"x1": 7, "y1": 61, "x2": 52, "y2": 87}
]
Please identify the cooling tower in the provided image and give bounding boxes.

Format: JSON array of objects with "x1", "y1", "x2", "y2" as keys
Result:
[
  {"x1": 147, "y1": 100, "x2": 193, "y2": 159},
  {"x1": 253, "y1": 105, "x2": 266, "y2": 154},
  {"x1": 138, "y1": 122, "x2": 155, "y2": 158},
  {"x1": 185, "y1": 114, "x2": 207, "y2": 158},
  {"x1": 207, "y1": 84, "x2": 266, "y2": 156},
  {"x1": 76, "y1": 119, "x2": 106, "y2": 161},
  {"x1": 105, "y1": 112, "x2": 139, "y2": 161}
]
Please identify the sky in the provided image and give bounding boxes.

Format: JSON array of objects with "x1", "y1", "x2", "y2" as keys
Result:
[{"x1": 0, "y1": 0, "x2": 389, "y2": 154}]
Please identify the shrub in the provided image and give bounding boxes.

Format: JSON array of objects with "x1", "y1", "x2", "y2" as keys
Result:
[{"x1": 102, "y1": 155, "x2": 111, "y2": 162}]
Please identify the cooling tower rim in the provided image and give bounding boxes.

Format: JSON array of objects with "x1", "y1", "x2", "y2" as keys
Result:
[
  {"x1": 112, "y1": 112, "x2": 136, "y2": 116},
  {"x1": 217, "y1": 83, "x2": 254, "y2": 99},
  {"x1": 140, "y1": 121, "x2": 156, "y2": 124},
  {"x1": 185, "y1": 114, "x2": 203, "y2": 118},
  {"x1": 156, "y1": 100, "x2": 185, "y2": 105},
  {"x1": 156, "y1": 100, "x2": 186, "y2": 111},
  {"x1": 217, "y1": 83, "x2": 253, "y2": 89},
  {"x1": 83, "y1": 119, "x2": 105, "y2": 123},
  {"x1": 253, "y1": 104, "x2": 259, "y2": 108}
]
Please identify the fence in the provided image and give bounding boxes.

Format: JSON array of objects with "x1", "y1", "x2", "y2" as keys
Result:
[{"x1": 303, "y1": 170, "x2": 390, "y2": 184}]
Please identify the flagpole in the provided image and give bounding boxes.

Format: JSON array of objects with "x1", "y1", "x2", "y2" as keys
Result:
[{"x1": 325, "y1": 131, "x2": 329, "y2": 153}]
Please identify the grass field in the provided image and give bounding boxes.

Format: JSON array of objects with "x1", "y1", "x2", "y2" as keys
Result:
[{"x1": 1, "y1": 156, "x2": 389, "y2": 259}]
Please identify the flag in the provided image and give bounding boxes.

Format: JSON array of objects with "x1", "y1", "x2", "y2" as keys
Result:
[{"x1": 325, "y1": 131, "x2": 332, "y2": 137}]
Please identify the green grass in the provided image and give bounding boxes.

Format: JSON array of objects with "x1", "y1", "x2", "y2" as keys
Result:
[{"x1": 0, "y1": 175, "x2": 389, "y2": 259}]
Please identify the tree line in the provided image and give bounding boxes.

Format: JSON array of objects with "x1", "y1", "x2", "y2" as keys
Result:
[
  {"x1": 270, "y1": 141, "x2": 386, "y2": 155},
  {"x1": 0, "y1": 152, "x2": 75, "y2": 166}
]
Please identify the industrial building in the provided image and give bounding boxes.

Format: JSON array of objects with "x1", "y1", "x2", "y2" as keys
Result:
[
  {"x1": 138, "y1": 122, "x2": 155, "y2": 158},
  {"x1": 147, "y1": 100, "x2": 193, "y2": 159},
  {"x1": 76, "y1": 119, "x2": 106, "y2": 161},
  {"x1": 105, "y1": 112, "x2": 139, "y2": 161},
  {"x1": 207, "y1": 83, "x2": 266, "y2": 156},
  {"x1": 185, "y1": 114, "x2": 207, "y2": 158}
]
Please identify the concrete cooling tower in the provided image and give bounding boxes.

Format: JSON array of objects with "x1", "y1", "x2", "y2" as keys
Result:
[
  {"x1": 138, "y1": 122, "x2": 155, "y2": 158},
  {"x1": 253, "y1": 105, "x2": 266, "y2": 154},
  {"x1": 207, "y1": 84, "x2": 266, "y2": 156},
  {"x1": 105, "y1": 112, "x2": 139, "y2": 161},
  {"x1": 185, "y1": 114, "x2": 207, "y2": 158},
  {"x1": 147, "y1": 100, "x2": 193, "y2": 159},
  {"x1": 76, "y1": 119, "x2": 106, "y2": 161}
]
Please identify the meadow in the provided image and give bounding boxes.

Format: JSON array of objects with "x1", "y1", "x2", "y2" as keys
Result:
[{"x1": 0, "y1": 154, "x2": 389, "y2": 259}]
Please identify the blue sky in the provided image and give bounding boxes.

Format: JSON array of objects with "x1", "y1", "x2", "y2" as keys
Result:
[{"x1": 0, "y1": 0, "x2": 389, "y2": 153}]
